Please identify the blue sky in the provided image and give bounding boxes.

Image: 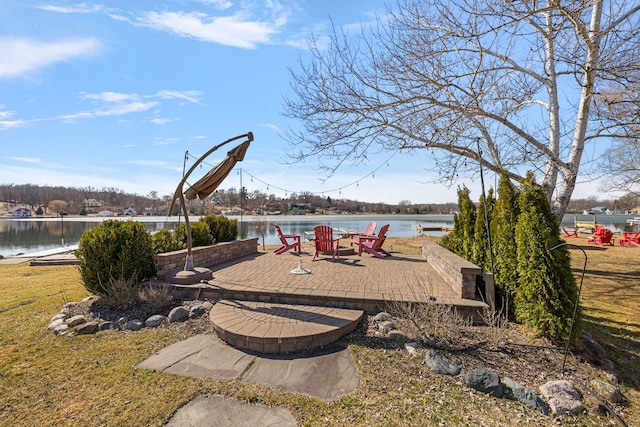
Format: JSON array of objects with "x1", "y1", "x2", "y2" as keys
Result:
[{"x1": 0, "y1": 0, "x2": 604, "y2": 205}]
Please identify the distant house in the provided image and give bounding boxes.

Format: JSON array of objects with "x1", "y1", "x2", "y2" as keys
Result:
[
  {"x1": 123, "y1": 207, "x2": 137, "y2": 216},
  {"x1": 83, "y1": 198, "x2": 104, "y2": 208},
  {"x1": 98, "y1": 210, "x2": 114, "y2": 217},
  {"x1": 221, "y1": 208, "x2": 241, "y2": 216},
  {"x1": 143, "y1": 208, "x2": 166, "y2": 216},
  {"x1": 583, "y1": 206, "x2": 611, "y2": 215},
  {"x1": 9, "y1": 206, "x2": 32, "y2": 217}
]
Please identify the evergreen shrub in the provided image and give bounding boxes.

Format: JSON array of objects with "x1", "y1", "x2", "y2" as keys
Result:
[
  {"x1": 514, "y1": 172, "x2": 580, "y2": 342},
  {"x1": 199, "y1": 214, "x2": 238, "y2": 243},
  {"x1": 76, "y1": 220, "x2": 156, "y2": 296}
]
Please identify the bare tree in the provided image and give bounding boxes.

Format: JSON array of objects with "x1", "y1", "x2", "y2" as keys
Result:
[
  {"x1": 284, "y1": 0, "x2": 640, "y2": 218},
  {"x1": 598, "y1": 68, "x2": 640, "y2": 199}
]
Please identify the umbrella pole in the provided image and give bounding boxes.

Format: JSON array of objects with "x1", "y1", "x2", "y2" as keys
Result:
[{"x1": 180, "y1": 194, "x2": 194, "y2": 270}]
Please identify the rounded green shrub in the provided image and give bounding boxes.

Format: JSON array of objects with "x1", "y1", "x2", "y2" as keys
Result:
[
  {"x1": 199, "y1": 214, "x2": 238, "y2": 243},
  {"x1": 76, "y1": 220, "x2": 156, "y2": 295}
]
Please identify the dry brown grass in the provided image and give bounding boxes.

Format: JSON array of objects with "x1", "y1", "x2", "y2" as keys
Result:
[{"x1": 0, "y1": 235, "x2": 638, "y2": 426}]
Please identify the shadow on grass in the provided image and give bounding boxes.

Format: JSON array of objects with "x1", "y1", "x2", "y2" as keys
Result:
[{"x1": 582, "y1": 310, "x2": 640, "y2": 391}]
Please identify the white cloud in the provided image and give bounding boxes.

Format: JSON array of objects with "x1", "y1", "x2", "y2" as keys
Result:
[
  {"x1": 6, "y1": 156, "x2": 42, "y2": 164},
  {"x1": 36, "y1": 3, "x2": 106, "y2": 14},
  {"x1": 198, "y1": 0, "x2": 234, "y2": 10},
  {"x1": 264, "y1": 123, "x2": 281, "y2": 133},
  {"x1": 83, "y1": 92, "x2": 139, "y2": 103},
  {"x1": 0, "y1": 110, "x2": 26, "y2": 130},
  {"x1": 138, "y1": 10, "x2": 283, "y2": 48},
  {"x1": 95, "y1": 101, "x2": 159, "y2": 116},
  {"x1": 155, "y1": 90, "x2": 203, "y2": 105},
  {"x1": 150, "y1": 117, "x2": 171, "y2": 125},
  {"x1": 0, "y1": 38, "x2": 102, "y2": 79}
]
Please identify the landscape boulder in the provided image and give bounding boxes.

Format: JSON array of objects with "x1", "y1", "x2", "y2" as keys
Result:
[
  {"x1": 168, "y1": 306, "x2": 189, "y2": 322},
  {"x1": 539, "y1": 380, "x2": 584, "y2": 415},
  {"x1": 464, "y1": 368, "x2": 503, "y2": 398},
  {"x1": 503, "y1": 377, "x2": 549, "y2": 414},
  {"x1": 424, "y1": 350, "x2": 460, "y2": 376},
  {"x1": 145, "y1": 315, "x2": 167, "y2": 328},
  {"x1": 124, "y1": 319, "x2": 145, "y2": 331},
  {"x1": 75, "y1": 321, "x2": 100, "y2": 335},
  {"x1": 66, "y1": 314, "x2": 87, "y2": 327}
]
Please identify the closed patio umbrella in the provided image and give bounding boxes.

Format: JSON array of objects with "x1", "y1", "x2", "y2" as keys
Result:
[
  {"x1": 184, "y1": 140, "x2": 250, "y2": 200},
  {"x1": 168, "y1": 132, "x2": 253, "y2": 274}
]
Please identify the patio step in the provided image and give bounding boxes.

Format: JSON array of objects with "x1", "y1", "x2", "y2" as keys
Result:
[{"x1": 209, "y1": 299, "x2": 364, "y2": 354}]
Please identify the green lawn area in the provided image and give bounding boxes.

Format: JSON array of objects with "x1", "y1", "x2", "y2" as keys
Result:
[{"x1": 1, "y1": 238, "x2": 638, "y2": 426}]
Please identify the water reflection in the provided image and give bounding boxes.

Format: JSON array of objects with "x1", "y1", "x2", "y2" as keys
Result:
[{"x1": 1, "y1": 214, "x2": 635, "y2": 257}]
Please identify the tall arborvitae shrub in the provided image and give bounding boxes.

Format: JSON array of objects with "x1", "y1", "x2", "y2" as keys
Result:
[
  {"x1": 440, "y1": 186, "x2": 476, "y2": 258},
  {"x1": 514, "y1": 172, "x2": 580, "y2": 342},
  {"x1": 77, "y1": 220, "x2": 156, "y2": 295},
  {"x1": 490, "y1": 172, "x2": 520, "y2": 312},
  {"x1": 472, "y1": 189, "x2": 494, "y2": 272}
]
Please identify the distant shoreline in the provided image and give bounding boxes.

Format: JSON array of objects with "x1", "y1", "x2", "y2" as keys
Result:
[{"x1": 0, "y1": 213, "x2": 457, "y2": 223}]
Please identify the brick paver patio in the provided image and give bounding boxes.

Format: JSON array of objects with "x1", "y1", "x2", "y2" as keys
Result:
[{"x1": 169, "y1": 242, "x2": 487, "y2": 353}]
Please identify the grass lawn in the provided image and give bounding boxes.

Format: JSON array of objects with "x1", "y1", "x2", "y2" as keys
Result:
[{"x1": 0, "y1": 236, "x2": 638, "y2": 426}]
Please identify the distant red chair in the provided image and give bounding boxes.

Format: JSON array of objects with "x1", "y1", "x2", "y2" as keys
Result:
[
  {"x1": 562, "y1": 227, "x2": 578, "y2": 238},
  {"x1": 587, "y1": 226, "x2": 614, "y2": 246},
  {"x1": 273, "y1": 224, "x2": 301, "y2": 255},
  {"x1": 349, "y1": 222, "x2": 377, "y2": 246},
  {"x1": 357, "y1": 224, "x2": 392, "y2": 259},
  {"x1": 312, "y1": 225, "x2": 341, "y2": 261},
  {"x1": 619, "y1": 230, "x2": 640, "y2": 247}
]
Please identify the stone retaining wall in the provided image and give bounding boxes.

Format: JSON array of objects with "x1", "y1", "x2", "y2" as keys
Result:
[
  {"x1": 155, "y1": 238, "x2": 258, "y2": 279},
  {"x1": 421, "y1": 240, "x2": 482, "y2": 300}
]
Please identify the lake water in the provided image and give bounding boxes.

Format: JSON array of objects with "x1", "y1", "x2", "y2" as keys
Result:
[{"x1": 0, "y1": 213, "x2": 636, "y2": 257}]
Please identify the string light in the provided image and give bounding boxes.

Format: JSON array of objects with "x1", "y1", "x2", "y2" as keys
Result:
[{"x1": 183, "y1": 150, "x2": 399, "y2": 197}]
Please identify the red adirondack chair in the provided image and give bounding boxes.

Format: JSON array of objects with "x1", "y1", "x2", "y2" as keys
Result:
[
  {"x1": 312, "y1": 225, "x2": 341, "y2": 261},
  {"x1": 562, "y1": 227, "x2": 578, "y2": 238},
  {"x1": 349, "y1": 222, "x2": 377, "y2": 246},
  {"x1": 273, "y1": 224, "x2": 301, "y2": 255},
  {"x1": 619, "y1": 230, "x2": 640, "y2": 247},
  {"x1": 357, "y1": 224, "x2": 391, "y2": 259},
  {"x1": 587, "y1": 226, "x2": 614, "y2": 246}
]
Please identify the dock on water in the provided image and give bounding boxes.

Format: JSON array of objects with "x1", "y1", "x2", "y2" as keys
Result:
[{"x1": 0, "y1": 245, "x2": 79, "y2": 266}]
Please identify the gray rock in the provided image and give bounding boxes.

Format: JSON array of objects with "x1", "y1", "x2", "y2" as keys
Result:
[
  {"x1": 504, "y1": 377, "x2": 549, "y2": 414},
  {"x1": 387, "y1": 330, "x2": 407, "y2": 341},
  {"x1": 189, "y1": 305, "x2": 206, "y2": 319},
  {"x1": 377, "y1": 320, "x2": 395, "y2": 334},
  {"x1": 539, "y1": 380, "x2": 584, "y2": 415},
  {"x1": 46, "y1": 318, "x2": 66, "y2": 332},
  {"x1": 581, "y1": 333, "x2": 607, "y2": 360},
  {"x1": 66, "y1": 314, "x2": 87, "y2": 327},
  {"x1": 590, "y1": 379, "x2": 622, "y2": 404},
  {"x1": 405, "y1": 342, "x2": 420, "y2": 357},
  {"x1": 145, "y1": 314, "x2": 167, "y2": 328},
  {"x1": 464, "y1": 368, "x2": 503, "y2": 398},
  {"x1": 63, "y1": 302, "x2": 79, "y2": 310},
  {"x1": 124, "y1": 319, "x2": 145, "y2": 331},
  {"x1": 75, "y1": 321, "x2": 100, "y2": 335},
  {"x1": 99, "y1": 321, "x2": 115, "y2": 331},
  {"x1": 202, "y1": 301, "x2": 214, "y2": 311},
  {"x1": 424, "y1": 350, "x2": 460, "y2": 376},
  {"x1": 50, "y1": 313, "x2": 66, "y2": 322},
  {"x1": 53, "y1": 323, "x2": 70, "y2": 334},
  {"x1": 168, "y1": 306, "x2": 189, "y2": 322},
  {"x1": 584, "y1": 394, "x2": 608, "y2": 415},
  {"x1": 373, "y1": 312, "x2": 392, "y2": 322}
]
